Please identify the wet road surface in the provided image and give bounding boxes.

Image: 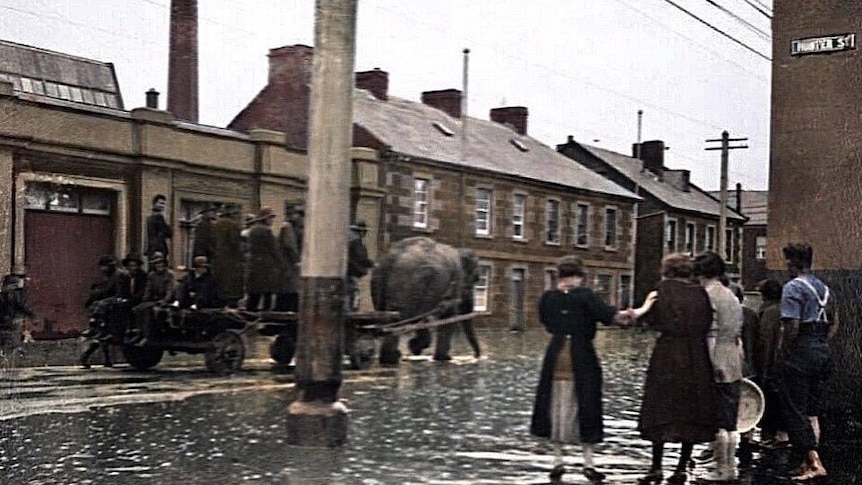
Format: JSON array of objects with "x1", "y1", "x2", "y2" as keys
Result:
[{"x1": 1, "y1": 328, "x2": 859, "y2": 484}]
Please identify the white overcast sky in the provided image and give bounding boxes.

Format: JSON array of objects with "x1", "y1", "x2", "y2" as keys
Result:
[{"x1": 1, "y1": 0, "x2": 772, "y2": 190}]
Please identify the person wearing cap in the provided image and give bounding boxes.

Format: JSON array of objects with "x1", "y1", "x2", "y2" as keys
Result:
[
  {"x1": 246, "y1": 207, "x2": 283, "y2": 311},
  {"x1": 145, "y1": 194, "x2": 172, "y2": 264},
  {"x1": 212, "y1": 204, "x2": 244, "y2": 308},
  {"x1": 192, "y1": 204, "x2": 217, "y2": 261},
  {"x1": 130, "y1": 252, "x2": 176, "y2": 346},
  {"x1": 347, "y1": 220, "x2": 374, "y2": 311},
  {"x1": 80, "y1": 254, "x2": 123, "y2": 368},
  {"x1": 120, "y1": 253, "x2": 147, "y2": 307},
  {"x1": 0, "y1": 274, "x2": 35, "y2": 357},
  {"x1": 182, "y1": 256, "x2": 220, "y2": 310}
]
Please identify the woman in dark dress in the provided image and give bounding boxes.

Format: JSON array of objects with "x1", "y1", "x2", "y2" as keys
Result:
[
  {"x1": 637, "y1": 253, "x2": 720, "y2": 484},
  {"x1": 530, "y1": 256, "x2": 655, "y2": 482}
]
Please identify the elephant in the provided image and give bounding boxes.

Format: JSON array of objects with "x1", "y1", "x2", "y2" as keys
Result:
[{"x1": 371, "y1": 237, "x2": 481, "y2": 364}]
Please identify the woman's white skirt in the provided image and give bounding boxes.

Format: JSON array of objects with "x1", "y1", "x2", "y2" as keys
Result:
[{"x1": 550, "y1": 379, "x2": 580, "y2": 444}]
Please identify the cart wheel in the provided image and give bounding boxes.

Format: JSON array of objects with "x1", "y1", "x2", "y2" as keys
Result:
[
  {"x1": 270, "y1": 334, "x2": 296, "y2": 366},
  {"x1": 205, "y1": 330, "x2": 245, "y2": 375},
  {"x1": 122, "y1": 345, "x2": 163, "y2": 371},
  {"x1": 349, "y1": 335, "x2": 376, "y2": 370}
]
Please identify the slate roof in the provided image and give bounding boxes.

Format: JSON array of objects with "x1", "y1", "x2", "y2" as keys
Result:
[
  {"x1": 579, "y1": 144, "x2": 745, "y2": 220},
  {"x1": 0, "y1": 39, "x2": 123, "y2": 109},
  {"x1": 709, "y1": 190, "x2": 767, "y2": 225},
  {"x1": 352, "y1": 90, "x2": 638, "y2": 200}
]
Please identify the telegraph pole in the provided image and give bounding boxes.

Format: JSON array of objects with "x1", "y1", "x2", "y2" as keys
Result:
[
  {"x1": 287, "y1": 0, "x2": 357, "y2": 448},
  {"x1": 706, "y1": 131, "x2": 748, "y2": 259}
]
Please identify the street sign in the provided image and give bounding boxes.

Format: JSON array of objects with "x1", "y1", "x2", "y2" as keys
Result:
[{"x1": 791, "y1": 34, "x2": 856, "y2": 56}]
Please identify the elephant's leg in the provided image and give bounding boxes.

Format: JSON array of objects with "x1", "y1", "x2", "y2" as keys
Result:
[
  {"x1": 462, "y1": 321, "x2": 481, "y2": 358},
  {"x1": 433, "y1": 325, "x2": 453, "y2": 361},
  {"x1": 379, "y1": 335, "x2": 401, "y2": 365}
]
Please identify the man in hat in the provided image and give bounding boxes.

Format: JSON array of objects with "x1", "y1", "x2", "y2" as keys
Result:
[
  {"x1": 0, "y1": 274, "x2": 35, "y2": 357},
  {"x1": 192, "y1": 204, "x2": 217, "y2": 261},
  {"x1": 182, "y1": 256, "x2": 220, "y2": 310},
  {"x1": 80, "y1": 255, "x2": 123, "y2": 368},
  {"x1": 276, "y1": 206, "x2": 301, "y2": 312},
  {"x1": 130, "y1": 252, "x2": 176, "y2": 346},
  {"x1": 246, "y1": 207, "x2": 283, "y2": 311},
  {"x1": 212, "y1": 204, "x2": 244, "y2": 308},
  {"x1": 145, "y1": 194, "x2": 172, "y2": 265},
  {"x1": 120, "y1": 253, "x2": 147, "y2": 307},
  {"x1": 347, "y1": 220, "x2": 375, "y2": 311}
]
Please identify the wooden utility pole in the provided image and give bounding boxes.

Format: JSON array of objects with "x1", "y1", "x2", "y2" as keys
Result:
[
  {"x1": 286, "y1": 0, "x2": 357, "y2": 448},
  {"x1": 706, "y1": 131, "x2": 748, "y2": 259}
]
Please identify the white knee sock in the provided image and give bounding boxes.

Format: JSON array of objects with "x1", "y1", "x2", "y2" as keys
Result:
[{"x1": 553, "y1": 443, "x2": 563, "y2": 466}]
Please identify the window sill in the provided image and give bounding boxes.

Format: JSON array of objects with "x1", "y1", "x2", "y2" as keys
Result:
[
  {"x1": 411, "y1": 226, "x2": 435, "y2": 234},
  {"x1": 604, "y1": 246, "x2": 618, "y2": 252},
  {"x1": 474, "y1": 233, "x2": 494, "y2": 240},
  {"x1": 545, "y1": 241, "x2": 562, "y2": 247},
  {"x1": 512, "y1": 238, "x2": 529, "y2": 244}
]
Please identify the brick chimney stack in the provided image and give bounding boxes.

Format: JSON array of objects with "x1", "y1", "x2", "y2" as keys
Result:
[
  {"x1": 633, "y1": 140, "x2": 666, "y2": 174},
  {"x1": 490, "y1": 106, "x2": 528, "y2": 135},
  {"x1": 168, "y1": 0, "x2": 198, "y2": 122},
  {"x1": 356, "y1": 68, "x2": 388, "y2": 100},
  {"x1": 421, "y1": 89, "x2": 462, "y2": 118}
]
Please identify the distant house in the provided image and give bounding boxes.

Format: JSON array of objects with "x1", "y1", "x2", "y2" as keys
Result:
[
  {"x1": 558, "y1": 137, "x2": 746, "y2": 302},
  {"x1": 231, "y1": 45, "x2": 641, "y2": 328},
  {"x1": 711, "y1": 188, "x2": 768, "y2": 291}
]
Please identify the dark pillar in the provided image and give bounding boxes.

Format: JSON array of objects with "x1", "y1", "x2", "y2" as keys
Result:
[{"x1": 286, "y1": 0, "x2": 357, "y2": 448}]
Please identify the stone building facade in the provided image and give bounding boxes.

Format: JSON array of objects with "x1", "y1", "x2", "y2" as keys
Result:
[
  {"x1": 0, "y1": 41, "x2": 386, "y2": 338},
  {"x1": 558, "y1": 138, "x2": 746, "y2": 302},
  {"x1": 230, "y1": 45, "x2": 639, "y2": 329}
]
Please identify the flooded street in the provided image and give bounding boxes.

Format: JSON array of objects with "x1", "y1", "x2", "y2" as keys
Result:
[{"x1": 1, "y1": 329, "x2": 859, "y2": 484}]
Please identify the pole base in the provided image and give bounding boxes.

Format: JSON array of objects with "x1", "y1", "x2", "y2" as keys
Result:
[{"x1": 286, "y1": 399, "x2": 349, "y2": 447}]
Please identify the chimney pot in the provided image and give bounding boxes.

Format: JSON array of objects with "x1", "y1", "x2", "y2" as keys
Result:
[
  {"x1": 356, "y1": 68, "x2": 389, "y2": 100},
  {"x1": 490, "y1": 106, "x2": 528, "y2": 135},
  {"x1": 421, "y1": 89, "x2": 462, "y2": 118},
  {"x1": 145, "y1": 88, "x2": 160, "y2": 109}
]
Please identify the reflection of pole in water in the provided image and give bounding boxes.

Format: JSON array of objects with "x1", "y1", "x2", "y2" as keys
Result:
[{"x1": 286, "y1": 0, "x2": 358, "y2": 447}]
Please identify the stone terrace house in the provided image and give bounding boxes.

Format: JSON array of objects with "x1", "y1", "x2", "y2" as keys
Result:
[
  {"x1": 0, "y1": 41, "x2": 378, "y2": 338},
  {"x1": 230, "y1": 45, "x2": 640, "y2": 329},
  {"x1": 558, "y1": 138, "x2": 746, "y2": 302},
  {"x1": 711, "y1": 188, "x2": 768, "y2": 291}
]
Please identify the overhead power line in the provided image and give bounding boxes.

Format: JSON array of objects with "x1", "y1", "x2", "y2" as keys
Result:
[
  {"x1": 740, "y1": 0, "x2": 773, "y2": 19},
  {"x1": 658, "y1": 0, "x2": 771, "y2": 61},
  {"x1": 702, "y1": 0, "x2": 771, "y2": 40}
]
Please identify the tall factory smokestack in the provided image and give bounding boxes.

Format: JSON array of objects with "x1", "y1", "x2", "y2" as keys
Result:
[{"x1": 168, "y1": 0, "x2": 199, "y2": 122}]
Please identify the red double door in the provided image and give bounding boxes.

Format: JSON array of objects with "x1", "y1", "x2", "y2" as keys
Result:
[{"x1": 25, "y1": 211, "x2": 114, "y2": 338}]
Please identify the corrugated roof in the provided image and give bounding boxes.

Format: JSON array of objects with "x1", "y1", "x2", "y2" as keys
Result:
[
  {"x1": 353, "y1": 90, "x2": 638, "y2": 200},
  {"x1": 581, "y1": 144, "x2": 745, "y2": 220},
  {"x1": 709, "y1": 190, "x2": 767, "y2": 225},
  {"x1": 0, "y1": 39, "x2": 123, "y2": 109}
]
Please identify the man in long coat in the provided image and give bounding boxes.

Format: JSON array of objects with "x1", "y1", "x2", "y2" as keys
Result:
[
  {"x1": 246, "y1": 207, "x2": 283, "y2": 311},
  {"x1": 276, "y1": 214, "x2": 301, "y2": 312},
  {"x1": 192, "y1": 205, "x2": 216, "y2": 260},
  {"x1": 212, "y1": 205, "x2": 244, "y2": 307}
]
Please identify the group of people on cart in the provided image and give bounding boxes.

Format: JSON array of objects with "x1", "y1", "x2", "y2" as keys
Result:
[{"x1": 80, "y1": 197, "x2": 375, "y2": 368}]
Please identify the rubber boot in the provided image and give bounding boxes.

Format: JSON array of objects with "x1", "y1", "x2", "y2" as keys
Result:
[{"x1": 703, "y1": 429, "x2": 729, "y2": 481}]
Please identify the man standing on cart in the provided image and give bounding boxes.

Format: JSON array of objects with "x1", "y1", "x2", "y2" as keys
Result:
[{"x1": 347, "y1": 220, "x2": 374, "y2": 312}]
